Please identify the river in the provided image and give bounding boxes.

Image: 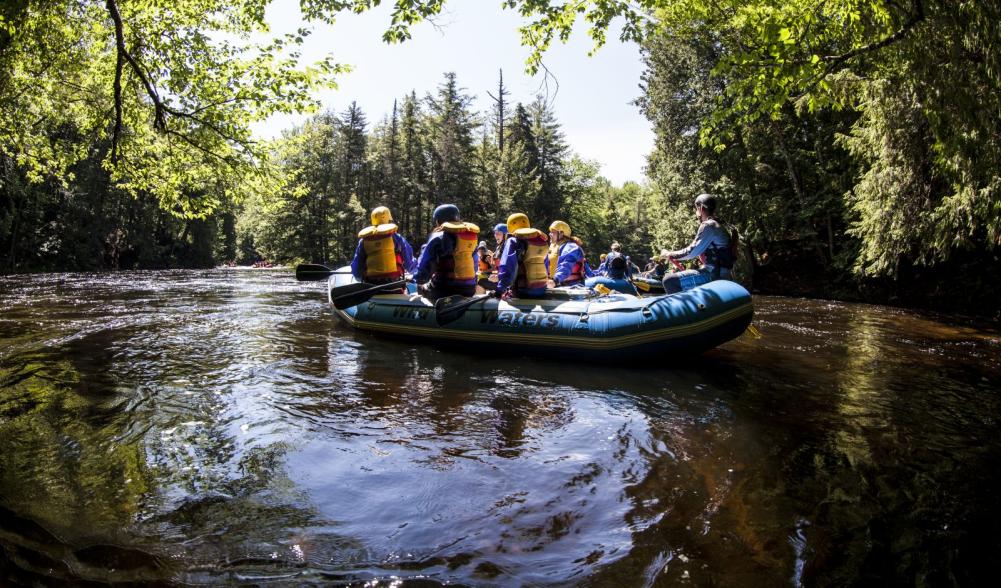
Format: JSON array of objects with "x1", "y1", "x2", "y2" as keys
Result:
[{"x1": 1, "y1": 269, "x2": 998, "y2": 585}]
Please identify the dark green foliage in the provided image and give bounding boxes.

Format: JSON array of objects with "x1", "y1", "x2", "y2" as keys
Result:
[
  {"x1": 240, "y1": 71, "x2": 626, "y2": 268},
  {"x1": 0, "y1": 152, "x2": 228, "y2": 273},
  {"x1": 425, "y1": 73, "x2": 479, "y2": 217},
  {"x1": 637, "y1": 30, "x2": 860, "y2": 273}
]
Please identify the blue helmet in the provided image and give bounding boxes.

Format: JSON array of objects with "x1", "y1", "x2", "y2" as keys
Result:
[
  {"x1": 493, "y1": 223, "x2": 508, "y2": 234},
  {"x1": 433, "y1": 204, "x2": 460, "y2": 224}
]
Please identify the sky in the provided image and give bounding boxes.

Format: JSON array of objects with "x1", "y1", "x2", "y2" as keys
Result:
[{"x1": 257, "y1": 0, "x2": 655, "y2": 186}]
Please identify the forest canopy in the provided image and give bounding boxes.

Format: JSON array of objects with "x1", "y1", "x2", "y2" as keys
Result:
[{"x1": 2, "y1": 0, "x2": 999, "y2": 308}]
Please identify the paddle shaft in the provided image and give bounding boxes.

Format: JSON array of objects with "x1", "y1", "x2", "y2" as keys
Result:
[
  {"x1": 332, "y1": 278, "x2": 408, "y2": 310},
  {"x1": 435, "y1": 294, "x2": 491, "y2": 326}
]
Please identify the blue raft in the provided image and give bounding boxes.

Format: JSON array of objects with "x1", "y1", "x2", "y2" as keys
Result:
[{"x1": 328, "y1": 268, "x2": 752, "y2": 362}]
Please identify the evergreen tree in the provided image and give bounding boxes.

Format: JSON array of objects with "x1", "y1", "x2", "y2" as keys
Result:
[
  {"x1": 529, "y1": 96, "x2": 569, "y2": 225},
  {"x1": 487, "y1": 69, "x2": 511, "y2": 155},
  {"x1": 505, "y1": 103, "x2": 542, "y2": 216},
  {"x1": 399, "y1": 91, "x2": 430, "y2": 238},
  {"x1": 336, "y1": 102, "x2": 370, "y2": 208},
  {"x1": 425, "y1": 72, "x2": 479, "y2": 216},
  {"x1": 369, "y1": 101, "x2": 404, "y2": 227},
  {"x1": 497, "y1": 133, "x2": 541, "y2": 221}
]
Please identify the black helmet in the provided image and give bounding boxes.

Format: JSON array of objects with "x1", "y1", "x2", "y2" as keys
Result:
[
  {"x1": 433, "y1": 204, "x2": 460, "y2": 224},
  {"x1": 694, "y1": 193, "x2": 717, "y2": 214}
]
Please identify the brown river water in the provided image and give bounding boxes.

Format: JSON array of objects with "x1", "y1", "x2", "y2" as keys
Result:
[{"x1": 1, "y1": 269, "x2": 999, "y2": 586}]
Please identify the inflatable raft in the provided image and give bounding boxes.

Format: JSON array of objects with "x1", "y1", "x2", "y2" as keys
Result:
[
  {"x1": 632, "y1": 275, "x2": 667, "y2": 294},
  {"x1": 326, "y1": 268, "x2": 752, "y2": 361}
]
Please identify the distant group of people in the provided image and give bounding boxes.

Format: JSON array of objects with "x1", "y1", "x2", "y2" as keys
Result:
[{"x1": 349, "y1": 193, "x2": 738, "y2": 301}]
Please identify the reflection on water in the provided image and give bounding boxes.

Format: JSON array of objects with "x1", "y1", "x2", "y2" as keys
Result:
[{"x1": 1, "y1": 270, "x2": 999, "y2": 585}]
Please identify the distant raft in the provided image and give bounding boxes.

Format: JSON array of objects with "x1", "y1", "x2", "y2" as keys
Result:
[{"x1": 327, "y1": 268, "x2": 753, "y2": 361}]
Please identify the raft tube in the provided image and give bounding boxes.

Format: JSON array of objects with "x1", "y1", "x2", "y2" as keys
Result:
[
  {"x1": 327, "y1": 267, "x2": 752, "y2": 362},
  {"x1": 632, "y1": 275, "x2": 666, "y2": 294}
]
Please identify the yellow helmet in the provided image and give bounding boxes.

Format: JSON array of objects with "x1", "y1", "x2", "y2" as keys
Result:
[
  {"x1": 549, "y1": 220, "x2": 571, "y2": 237},
  {"x1": 506, "y1": 213, "x2": 530, "y2": 233},
  {"x1": 371, "y1": 206, "x2": 393, "y2": 226}
]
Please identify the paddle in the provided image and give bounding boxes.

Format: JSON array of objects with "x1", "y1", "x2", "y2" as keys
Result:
[
  {"x1": 332, "y1": 278, "x2": 409, "y2": 310},
  {"x1": 434, "y1": 293, "x2": 491, "y2": 326},
  {"x1": 295, "y1": 263, "x2": 352, "y2": 281}
]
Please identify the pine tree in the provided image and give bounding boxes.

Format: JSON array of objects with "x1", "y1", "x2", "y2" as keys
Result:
[
  {"x1": 369, "y1": 100, "x2": 403, "y2": 224},
  {"x1": 529, "y1": 96, "x2": 568, "y2": 225},
  {"x1": 497, "y1": 133, "x2": 541, "y2": 220},
  {"x1": 399, "y1": 91, "x2": 429, "y2": 238},
  {"x1": 472, "y1": 126, "x2": 501, "y2": 229},
  {"x1": 487, "y1": 69, "x2": 510, "y2": 155},
  {"x1": 336, "y1": 102, "x2": 369, "y2": 207},
  {"x1": 425, "y1": 72, "x2": 479, "y2": 216},
  {"x1": 505, "y1": 103, "x2": 542, "y2": 218}
]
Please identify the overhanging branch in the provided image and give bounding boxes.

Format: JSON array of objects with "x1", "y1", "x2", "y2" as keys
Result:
[{"x1": 105, "y1": 0, "x2": 255, "y2": 165}]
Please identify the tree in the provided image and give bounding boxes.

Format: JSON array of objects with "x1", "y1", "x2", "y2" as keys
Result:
[
  {"x1": 399, "y1": 91, "x2": 431, "y2": 237},
  {"x1": 472, "y1": 127, "x2": 502, "y2": 227},
  {"x1": 637, "y1": 29, "x2": 858, "y2": 271},
  {"x1": 425, "y1": 72, "x2": 479, "y2": 213},
  {"x1": 504, "y1": 103, "x2": 542, "y2": 215},
  {"x1": 496, "y1": 135, "x2": 541, "y2": 224},
  {"x1": 368, "y1": 101, "x2": 405, "y2": 231},
  {"x1": 529, "y1": 96, "x2": 569, "y2": 225},
  {"x1": 487, "y1": 69, "x2": 511, "y2": 154},
  {"x1": 344, "y1": 0, "x2": 1000, "y2": 277},
  {"x1": 0, "y1": 0, "x2": 345, "y2": 217}
]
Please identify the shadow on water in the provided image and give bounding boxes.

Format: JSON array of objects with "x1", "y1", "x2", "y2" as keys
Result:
[{"x1": 2, "y1": 271, "x2": 1000, "y2": 585}]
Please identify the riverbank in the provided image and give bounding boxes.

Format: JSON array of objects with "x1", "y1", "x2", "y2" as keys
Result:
[{"x1": 751, "y1": 245, "x2": 1001, "y2": 323}]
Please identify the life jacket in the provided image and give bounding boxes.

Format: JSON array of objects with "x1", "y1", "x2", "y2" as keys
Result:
[
  {"x1": 513, "y1": 228, "x2": 549, "y2": 291},
  {"x1": 699, "y1": 219, "x2": 739, "y2": 277},
  {"x1": 434, "y1": 222, "x2": 479, "y2": 282},
  {"x1": 358, "y1": 223, "x2": 404, "y2": 280},
  {"x1": 477, "y1": 251, "x2": 492, "y2": 278},
  {"x1": 605, "y1": 251, "x2": 628, "y2": 279},
  {"x1": 548, "y1": 237, "x2": 586, "y2": 283},
  {"x1": 491, "y1": 244, "x2": 504, "y2": 272}
]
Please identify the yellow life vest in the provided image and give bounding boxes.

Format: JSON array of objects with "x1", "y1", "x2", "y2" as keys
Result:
[
  {"x1": 513, "y1": 227, "x2": 549, "y2": 290},
  {"x1": 358, "y1": 223, "x2": 402, "y2": 280},
  {"x1": 439, "y1": 222, "x2": 479, "y2": 281}
]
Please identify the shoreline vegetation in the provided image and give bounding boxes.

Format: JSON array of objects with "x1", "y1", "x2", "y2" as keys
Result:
[{"x1": 2, "y1": 2, "x2": 999, "y2": 321}]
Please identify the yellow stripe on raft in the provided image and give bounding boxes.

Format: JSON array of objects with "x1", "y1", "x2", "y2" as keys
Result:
[{"x1": 336, "y1": 302, "x2": 753, "y2": 351}]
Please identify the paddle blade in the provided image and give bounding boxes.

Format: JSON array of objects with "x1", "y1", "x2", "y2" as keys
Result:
[
  {"x1": 435, "y1": 294, "x2": 490, "y2": 326},
  {"x1": 633, "y1": 279, "x2": 651, "y2": 292},
  {"x1": 296, "y1": 264, "x2": 333, "y2": 281}
]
